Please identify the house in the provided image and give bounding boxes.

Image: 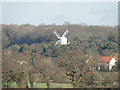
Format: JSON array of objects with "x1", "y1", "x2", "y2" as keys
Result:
[
  {"x1": 99, "y1": 57, "x2": 117, "y2": 71},
  {"x1": 17, "y1": 61, "x2": 26, "y2": 65},
  {"x1": 3, "y1": 51, "x2": 11, "y2": 56},
  {"x1": 86, "y1": 56, "x2": 97, "y2": 71}
]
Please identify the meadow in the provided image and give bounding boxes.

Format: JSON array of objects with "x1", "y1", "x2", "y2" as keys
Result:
[{"x1": 4, "y1": 83, "x2": 73, "y2": 88}]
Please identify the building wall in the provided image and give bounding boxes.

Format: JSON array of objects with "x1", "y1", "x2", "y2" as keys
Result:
[{"x1": 109, "y1": 58, "x2": 117, "y2": 70}]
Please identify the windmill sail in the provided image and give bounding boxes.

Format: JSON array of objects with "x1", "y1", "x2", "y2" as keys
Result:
[
  {"x1": 54, "y1": 31, "x2": 61, "y2": 39},
  {"x1": 54, "y1": 40, "x2": 60, "y2": 46},
  {"x1": 62, "y1": 30, "x2": 68, "y2": 37}
]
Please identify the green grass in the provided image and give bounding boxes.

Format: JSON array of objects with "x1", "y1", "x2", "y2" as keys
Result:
[
  {"x1": 3, "y1": 82, "x2": 72, "y2": 88},
  {"x1": 3, "y1": 82, "x2": 117, "y2": 88},
  {"x1": 49, "y1": 83, "x2": 72, "y2": 88},
  {"x1": 35, "y1": 83, "x2": 47, "y2": 88},
  {"x1": 10, "y1": 82, "x2": 17, "y2": 88},
  {"x1": 3, "y1": 82, "x2": 17, "y2": 88},
  {"x1": 35, "y1": 83, "x2": 73, "y2": 88}
]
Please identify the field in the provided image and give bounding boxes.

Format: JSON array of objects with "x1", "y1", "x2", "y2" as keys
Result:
[
  {"x1": 4, "y1": 83, "x2": 73, "y2": 88},
  {"x1": 4, "y1": 82, "x2": 118, "y2": 88},
  {"x1": 35, "y1": 83, "x2": 72, "y2": 88}
]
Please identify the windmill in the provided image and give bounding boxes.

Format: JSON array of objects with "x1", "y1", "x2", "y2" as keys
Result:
[{"x1": 54, "y1": 30, "x2": 70, "y2": 46}]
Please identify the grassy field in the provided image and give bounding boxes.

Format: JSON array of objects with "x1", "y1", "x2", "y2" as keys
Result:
[
  {"x1": 3, "y1": 82, "x2": 17, "y2": 88},
  {"x1": 3, "y1": 83, "x2": 73, "y2": 88},
  {"x1": 35, "y1": 83, "x2": 72, "y2": 88},
  {"x1": 3, "y1": 82, "x2": 118, "y2": 88}
]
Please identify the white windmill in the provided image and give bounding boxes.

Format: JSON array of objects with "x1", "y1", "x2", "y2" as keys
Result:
[{"x1": 54, "y1": 30, "x2": 70, "y2": 46}]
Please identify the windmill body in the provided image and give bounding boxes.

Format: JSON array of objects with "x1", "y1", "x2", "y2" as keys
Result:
[
  {"x1": 60, "y1": 37, "x2": 67, "y2": 45},
  {"x1": 54, "y1": 30, "x2": 70, "y2": 46}
]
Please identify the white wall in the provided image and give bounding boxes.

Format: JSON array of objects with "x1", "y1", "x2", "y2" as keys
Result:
[{"x1": 109, "y1": 57, "x2": 117, "y2": 70}]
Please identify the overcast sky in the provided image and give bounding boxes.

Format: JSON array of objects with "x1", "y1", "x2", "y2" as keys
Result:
[{"x1": 2, "y1": 2, "x2": 118, "y2": 26}]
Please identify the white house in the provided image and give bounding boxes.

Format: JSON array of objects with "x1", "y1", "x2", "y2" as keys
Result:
[{"x1": 99, "y1": 57, "x2": 117, "y2": 71}]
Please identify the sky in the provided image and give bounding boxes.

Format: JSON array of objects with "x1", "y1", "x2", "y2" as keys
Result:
[{"x1": 2, "y1": 2, "x2": 118, "y2": 26}]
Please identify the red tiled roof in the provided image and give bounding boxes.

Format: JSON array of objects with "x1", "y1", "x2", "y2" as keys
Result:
[{"x1": 99, "y1": 57, "x2": 113, "y2": 62}]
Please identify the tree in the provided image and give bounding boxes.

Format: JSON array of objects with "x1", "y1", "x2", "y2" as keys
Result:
[
  {"x1": 2, "y1": 49, "x2": 41, "y2": 88},
  {"x1": 53, "y1": 50, "x2": 95, "y2": 88},
  {"x1": 2, "y1": 51, "x2": 27, "y2": 88},
  {"x1": 34, "y1": 56, "x2": 64, "y2": 88},
  {"x1": 21, "y1": 50, "x2": 40, "y2": 88},
  {"x1": 63, "y1": 22, "x2": 71, "y2": 25}
]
